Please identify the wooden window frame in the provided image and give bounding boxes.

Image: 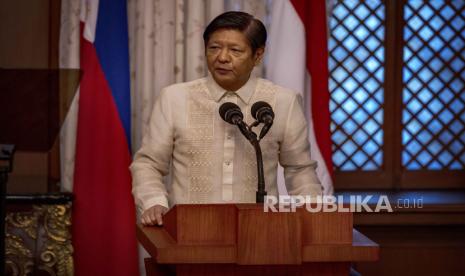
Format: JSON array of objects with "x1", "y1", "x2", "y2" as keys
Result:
[{"x1": 333, "y1": 0, "x2": 465, "y2": 190}]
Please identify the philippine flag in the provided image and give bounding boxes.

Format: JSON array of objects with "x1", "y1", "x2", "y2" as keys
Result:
[{"x1": 72, "y1": 0, "x2": 139, "y2": 275}]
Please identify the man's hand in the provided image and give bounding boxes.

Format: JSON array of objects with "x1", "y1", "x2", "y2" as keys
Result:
[{"x1": 141, "y1": 205, "x2": 168, "y2": 226}]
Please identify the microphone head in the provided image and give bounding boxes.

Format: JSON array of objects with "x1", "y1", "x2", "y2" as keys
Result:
[
  {"x1": 219, "y1": 102, "x2": 243, "y2": 124},
  {"x1": 251, "y1": 101, "x2": 274, "y2": 122}
]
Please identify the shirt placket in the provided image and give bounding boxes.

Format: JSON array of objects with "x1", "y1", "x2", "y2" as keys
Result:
[{"x1": 222, "y1": 92, "x2": 237, "y2": 201}]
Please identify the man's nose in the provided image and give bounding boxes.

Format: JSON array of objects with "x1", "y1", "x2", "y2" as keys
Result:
[{"x1": 218, "y1": 49, "x2": 231, "y2": 63}]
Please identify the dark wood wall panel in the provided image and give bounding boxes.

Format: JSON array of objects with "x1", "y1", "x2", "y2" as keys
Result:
[{"x1": 355, "y1": 224, "x2": 465, "y2": 275}]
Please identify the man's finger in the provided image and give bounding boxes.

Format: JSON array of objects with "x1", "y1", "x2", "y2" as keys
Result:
[
  {"x1": 155, "y1": 211, "x2": 163, "y2": 226},
  {"x1": 149, "y1": 211, "x2": 157, "y2": 224},
  {"x1": 143, "y1": 214, "x2": 155, "y2": 226}
]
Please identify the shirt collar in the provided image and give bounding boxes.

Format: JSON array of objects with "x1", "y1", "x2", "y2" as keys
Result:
[{"x1": 206, "y1": 73, "x2": 257, "y2": 104}]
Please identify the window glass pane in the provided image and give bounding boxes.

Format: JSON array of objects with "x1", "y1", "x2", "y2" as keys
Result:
[
  {"x1": 329, "y1": 0, "x2": 385, "y2": 171},
  {"x1": 402, "y1": 0, "x2": 465, "y2": 170}
]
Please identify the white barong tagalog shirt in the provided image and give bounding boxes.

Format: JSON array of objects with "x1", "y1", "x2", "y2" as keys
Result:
[{"x1": 130, "y1": 76, "x2": 322, "y2": 211}]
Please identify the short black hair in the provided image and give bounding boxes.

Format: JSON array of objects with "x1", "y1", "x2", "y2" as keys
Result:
[{"x1": 203, "y1": 11, "x2": 267, "y2": 54}]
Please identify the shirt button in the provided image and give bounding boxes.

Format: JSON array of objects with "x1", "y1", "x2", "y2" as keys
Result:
[
  {"x1": 225, "y1": 161, "x2": 231, "y2": 166},
  {"x1": 227, "y1": 134, "x2": 232, "y2": 139}
]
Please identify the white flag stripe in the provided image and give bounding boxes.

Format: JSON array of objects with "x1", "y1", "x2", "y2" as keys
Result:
[
  {"x1": 267, "y1": 0, "x2": 306, "y2": 95},
  {"x1": 80, "y1": 0, "x2": 99, "y2": 43},
  {"x1": 267, "y1": 0, "x2": 334, "y2": 195}
]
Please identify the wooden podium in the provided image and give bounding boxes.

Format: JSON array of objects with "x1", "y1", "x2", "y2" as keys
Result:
[{"x1": 137, "y1": 204, "x2": 379, "y2": 275}]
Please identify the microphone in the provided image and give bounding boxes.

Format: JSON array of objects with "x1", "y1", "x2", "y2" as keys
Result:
[
  {"x1": 251, "y1": 101, "x2": 274, "y2": 139},
  {"x1": 219, "y1": 102, "x2": 267, "y2": 203},
  {"x1": 219, "y1": 102, "x2": 251, "y2": 139},
  {"x1": 219, "y1": 102, "x2": 243, "y2": 124}
]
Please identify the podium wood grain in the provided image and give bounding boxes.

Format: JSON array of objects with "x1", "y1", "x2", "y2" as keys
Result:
[
  {"x1": 237, "y1": 207, "x2": 302, "y2": 264},
  {"x1": 137, "y1": 204, "x2": 379, "y2": 275}
]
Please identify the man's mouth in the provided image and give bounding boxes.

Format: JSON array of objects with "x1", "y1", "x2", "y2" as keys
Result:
[{"x1": 215, "y1": 68, "x2": 232, "y2": 74}]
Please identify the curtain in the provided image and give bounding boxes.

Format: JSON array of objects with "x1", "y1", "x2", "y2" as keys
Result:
[{"x1": 127, "y1": 0, "x2": 267, "y2": 153}]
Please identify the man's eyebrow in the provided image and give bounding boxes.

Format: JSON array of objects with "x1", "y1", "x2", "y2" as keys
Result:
[{"x1": 208, "y1": 40, "x2": 242, "y2": 47}]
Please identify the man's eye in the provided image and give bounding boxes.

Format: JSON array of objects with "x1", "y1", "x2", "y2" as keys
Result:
[
  {"x1": 231, "y1": 48, "x2": 241, "y2": 52},
  {"x1": 209, "y1": 46, "x2": 220, "y2": 50}
]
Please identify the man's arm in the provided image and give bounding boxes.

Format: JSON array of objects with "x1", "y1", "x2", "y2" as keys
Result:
[
  {"x1": 279, "y1": 94, "x2": 323, "y2": 197},
  {"x1": 130, "y1": 88, "x2": 174, "y2": 225}
]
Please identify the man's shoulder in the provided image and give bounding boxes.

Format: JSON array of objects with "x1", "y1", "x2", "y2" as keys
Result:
[
  {"x1": 162, "y1": 78, "x2": 207, "y2": 95},
  {"x1": 256, "y1": 78, "x2": 299, "y2": 99}
]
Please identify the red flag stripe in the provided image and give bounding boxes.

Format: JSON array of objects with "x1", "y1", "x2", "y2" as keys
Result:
[{"x1": 72, "y1": 26, "x2": 139, "y2": 275}]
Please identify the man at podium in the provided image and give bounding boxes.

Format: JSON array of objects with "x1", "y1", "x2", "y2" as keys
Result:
[{"x1": 130, "y1": 11, "x2": 322, "y2": 226}]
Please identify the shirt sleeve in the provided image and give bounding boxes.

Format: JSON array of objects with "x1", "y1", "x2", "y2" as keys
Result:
[
  {"x1": 130, "y1": 88, "x2": 173, "y2": 211},
  {"x1": 279, "y1": 93, "x2": 323, "y2": 197}
]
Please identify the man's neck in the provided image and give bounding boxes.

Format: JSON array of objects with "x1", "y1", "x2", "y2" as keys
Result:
[{"x1": 216, "y1": 75, "x2": 251, "y2": 92}]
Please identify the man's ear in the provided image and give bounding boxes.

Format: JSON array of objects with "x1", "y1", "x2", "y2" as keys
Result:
[{"x1": 254, "y1": 47, "x2": 265, "y2": 65}]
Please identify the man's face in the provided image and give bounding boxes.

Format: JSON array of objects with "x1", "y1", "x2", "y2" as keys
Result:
[{"x1": 206, "y1": 29, "x2": 264, "y2": 91}]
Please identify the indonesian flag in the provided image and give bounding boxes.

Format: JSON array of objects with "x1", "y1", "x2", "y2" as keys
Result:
[
  {"x1": 268, "y1": 0, "x2": 334, "y2": 194},
  {"x1": 72, "y1": 0, "x2": 139, "y2": 274}
]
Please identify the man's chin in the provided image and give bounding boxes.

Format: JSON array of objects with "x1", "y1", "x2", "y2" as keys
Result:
[{"x1": 212, "y1": 74, "x2": 235, "y2": 85}]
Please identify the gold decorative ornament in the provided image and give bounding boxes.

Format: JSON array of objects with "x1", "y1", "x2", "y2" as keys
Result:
[{"x1": 5, "y1": 202, "x2": 74, "y2": 276}]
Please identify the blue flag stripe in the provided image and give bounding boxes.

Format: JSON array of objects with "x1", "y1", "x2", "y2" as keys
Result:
[{"x1": 94, "y1": 0, "x2": 131, "y2": 147}]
